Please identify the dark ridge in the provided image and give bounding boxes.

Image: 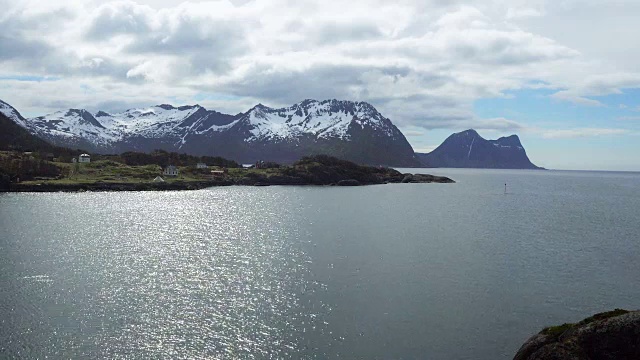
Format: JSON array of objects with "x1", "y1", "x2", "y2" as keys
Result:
[
  {"x1": 177, "y1": 105, "x2": 200, "y2": 111},
  {"x1": 65, "y1": 109, "x2": 105, "y2": 129},
  {"x1": 493, "y1": 134, "x2": 522, "y2": 147}
]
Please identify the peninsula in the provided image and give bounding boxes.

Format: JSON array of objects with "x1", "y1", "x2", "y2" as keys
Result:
[{"x1": 1, "y1": 154, "x2": 454, "y2": 193}]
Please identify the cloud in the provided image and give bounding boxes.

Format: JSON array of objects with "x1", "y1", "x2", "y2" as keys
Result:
[
  {"x1": 306, "y1": 22, "x2": 384, "y2": 45},
  {"x1": 506, "y1": 7, "x2": 544, "y2": 19},
  {"x1": 549, "y1": 91, "x2": 605, "y2": 107},
  {"x1": 0, "y1": 35, "x2": 51, "y2": 60},
  {"x1": 0, "y1": 0, "x2": 639, "y2": 136},
  {"x1": 540, "y1": 128, "x2": 630, "y2": 139},
  {"x1": 404, "y1": 130, "x2": 425, "y2": 137},
  {"x1": 413, "y1": 146, "x2": 437, "y2": 153},
  {"x1": 549, "y1": 73, "x2": 640, "y2": 106},
  {"x1": 86, "y1": 1, "x2": 251, "y2": 75},
  {"x1": 417, "y1": 117, "x2": 527, "y2": 132},
  {"x1": 85, "y1": 1, "x2": 154, "y2": 40}
]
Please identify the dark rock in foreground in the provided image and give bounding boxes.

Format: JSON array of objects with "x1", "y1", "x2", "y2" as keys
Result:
[{"x1": 514, "y1": 309, "x2": 640, "y2": 360}]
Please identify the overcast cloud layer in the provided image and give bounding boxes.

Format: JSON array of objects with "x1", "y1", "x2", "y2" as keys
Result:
[{"x1": 1, "y1": 0, "x2": 640, "y2": 169}]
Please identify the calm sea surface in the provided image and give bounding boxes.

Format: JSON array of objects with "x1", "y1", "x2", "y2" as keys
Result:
[{"x1": 1, "y1": 168, "x2": 639, "y2": 359}]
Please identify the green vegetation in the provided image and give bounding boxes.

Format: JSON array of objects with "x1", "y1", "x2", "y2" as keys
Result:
[
  {"x1": 0, "y1": 149, "x2": 240, "y2": 184},
  {"x1": 540, "y1": 323, "x2": 574, "y2": 338},
  {"x1": 104, "y1": 150, "x2": 239, "y2": 168},
  {"x1": 540, "y1": 309, "x2": 630, "y2": 339},
  {"x1": 576, "y1": 308, "x2": 629, "y2": 326},
  {"x1": 280, "y1": 154, "x2": 399, "y2": 184},
  {"x1": 0, "y1": 151, "x2": 62, "y2": 181},
  {"x1": 1, "y1": 152, "x2": 453, "y2": 192}
]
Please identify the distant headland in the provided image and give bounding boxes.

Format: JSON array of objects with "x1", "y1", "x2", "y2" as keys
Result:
[{"x1": 417, "y1": 129, "x2": 543, "y2": 169}]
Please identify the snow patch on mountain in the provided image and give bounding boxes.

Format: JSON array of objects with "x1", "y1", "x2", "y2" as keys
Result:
[
  {"x1": 240, "y1": 99, "x2": 395, "y2": 142},
  {"x1": 90, "y1": 105, "x2": 203, "y2": 138},
  {"x1": 0, "y1": 97, "x2": 421, "y2": 166},
  {"x1": 0, "y1": 99, "x2": 25, "y2": 124},
  {"x1": 6, "y1": 98, "x2": 406, "y2": 155}
]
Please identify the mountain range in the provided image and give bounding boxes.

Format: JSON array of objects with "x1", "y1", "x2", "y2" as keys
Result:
[
  {"x1": 0, "y1": 99, "x2": 66, "y2": 153},
  {"x1": 416, "y1": 129, "x2": 542, "y2": 169},
  {"x1": 1, "y1": 98, "x2": 541, "y2": 169},
  {"x1": 2, "y1": 99, "x2": 420, "y2": 166}
]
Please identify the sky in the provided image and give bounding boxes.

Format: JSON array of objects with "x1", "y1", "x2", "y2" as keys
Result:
[{"x1": 1, "y1": 0, "x2": 639, "y2": 171}]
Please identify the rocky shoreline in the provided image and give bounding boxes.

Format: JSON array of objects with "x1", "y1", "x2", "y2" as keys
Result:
[{"x1": 514, "y1": 309, "x2": 640, "y2": 360}]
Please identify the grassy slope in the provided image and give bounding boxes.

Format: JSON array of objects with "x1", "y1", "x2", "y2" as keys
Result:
[
  {"x1": 12, "y1": 157, "x2": 276, "y2": 185},
  {"x1": 19, "y1": 159, "x2": 213, "y2": 185}
]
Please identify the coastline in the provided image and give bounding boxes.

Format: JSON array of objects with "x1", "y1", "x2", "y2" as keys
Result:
[{"x1": 5, "y1": 172, "x2": 454, "y2": 193}]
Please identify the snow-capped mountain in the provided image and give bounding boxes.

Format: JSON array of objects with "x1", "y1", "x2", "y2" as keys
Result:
[
  {"x1": 0, "y1": 99, "x2": 61, "y2": 152},
  {"x1": 238, "y1": 99, "x2": 397, "y2": 141},
  {"x1": 0, "y1": 99, "x2": 25, "y2": 124},
  {"x1": 416, "y1": 129, "x2": 541, "y2": 169},
  {"x1": 4, "y1": 99, "x2": 420, "y2": 166}
]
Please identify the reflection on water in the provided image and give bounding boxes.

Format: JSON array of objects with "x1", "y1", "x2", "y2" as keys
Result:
[
  {"x1": 0, "y1": 189, "x2": 326, "y2": 359},
  {"x1": 2, "y1": 169, "x2": 640, "y2": 359}
]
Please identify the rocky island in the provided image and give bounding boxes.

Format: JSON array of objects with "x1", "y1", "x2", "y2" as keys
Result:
[{"x1": 514, "y1": 309, "x2": 640, "y2": 360}]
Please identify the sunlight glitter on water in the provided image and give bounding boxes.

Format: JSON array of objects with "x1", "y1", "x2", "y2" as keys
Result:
[{"x1": 0, "y1": 188, "x2": 327, "y2": 359}]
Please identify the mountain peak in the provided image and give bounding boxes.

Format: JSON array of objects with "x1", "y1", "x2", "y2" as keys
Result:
[
  {"x1": 418, "y1": 129, "x2": 540, "y2": 169},
  {"x1": 248, "y1": 103, "x2": 274, "y2": 113},
  {"x1": 456, "y1": 129, "x2": 480, "y2": 137},
  {"x1": 495, "y1": 134, "x2": 522, "y2": 147},
  {"x1": 64, "y1": 109, "x2": 105, "y2": 129},
  {"x1": 0, "y1": 98, "x2": 25, "y2": 122},
  {"x1": 65, "y1": 108, "x2": 86, "y2": 115},
  {"x1": 177, "y1": 104, "x2": 201, "y2": 111}
]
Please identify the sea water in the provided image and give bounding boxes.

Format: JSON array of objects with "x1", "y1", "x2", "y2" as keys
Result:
[{"x1": 1, "y1": 169, "x2": 639, "y2": 359}]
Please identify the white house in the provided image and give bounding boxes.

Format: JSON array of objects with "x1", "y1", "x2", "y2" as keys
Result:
[
  {"x1": 79, "y1": 154, "x2": 91, "y2": 163},
  {"x1": 196, "y1": 163, "x2": 208, "y2": 169},
  {"x1": 163, "y1": 165, "x2": 179, "y2": 177}
]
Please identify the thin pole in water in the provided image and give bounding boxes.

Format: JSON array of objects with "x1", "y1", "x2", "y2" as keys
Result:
[{"x1": 504, "y1": 183, "x2": 507, "y2": 194}]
